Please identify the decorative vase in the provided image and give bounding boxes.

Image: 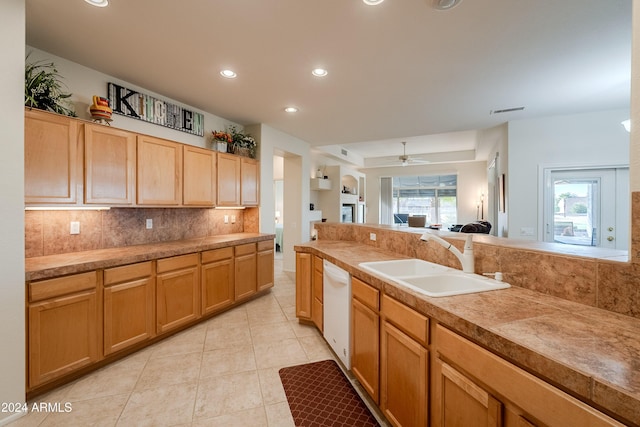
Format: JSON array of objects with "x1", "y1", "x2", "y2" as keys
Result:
[
  {"x1": 214, "y1": 141, "x2": 227, "y2": 152},
  {"x1": 89, "y1": 95, "x2": 113, "y2": 124}
]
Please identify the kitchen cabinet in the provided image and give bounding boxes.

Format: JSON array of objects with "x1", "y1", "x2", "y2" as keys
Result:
[
  {"x1": 217, "y1": 152, "x2": 241, "y2": 206},
  {"x1": 295, "y1": 252, "x2": 312, "y2": 320},
  {"x1": 351, "y1": 277, "x2": 380, "y2": 403},
  {"x1": 103, "y1": 261, "x2": 155, "y2": 356},
  {"x1": 240, "y1": 157, "x2": 260, "y2": 206},
  {"x1": 381, "y1": 294, "x2": 429, "y2": 427},
  {"x1": 201, "y1": 247, "x2": 234, "y2": 315},
  {"x1": 28, "y1": 271, "x2": 99, "y2": 388},
  {"x1": 433, "y1": 325, "x2": 624, "y2": 427},
  {"x1": 84, "y1": 123, "x2": 136, "y2": 205},
  {"x1": 137, "y1": 135, "x2": 183, "y2": 205},
  {"x1": 25, "y1": 108, "x2": 80, "y2": 205},
  {"x1": 156, "y1": 254, "x2": 199, "y2": 334},
  {"x1": 311, "y1": 255, "x2": 324, "y2": 331},
  {"x1": 183, "y1": 144, "x2": 216, "y2": 206},
  {"x1": 235, "y1": 243, "x2": 257, "y2": 301},
  {"x1": 257, "y1": 240, "x2": 275, "y2": 292}
]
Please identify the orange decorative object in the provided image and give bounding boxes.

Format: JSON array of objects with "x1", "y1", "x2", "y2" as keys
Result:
[{"x1": 89, "y1": 96, "x2": 113, "y2": 122}]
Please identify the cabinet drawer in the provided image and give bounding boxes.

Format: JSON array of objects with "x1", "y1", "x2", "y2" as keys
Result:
[
  {"x1": 235, "y1": 243, "x2": 256, "y2": 256},
  {"x1": 352, "y1": 277, "x2": 379, "y2": 311},
  {"x1": 381, "y1": 294, "x2": 428, "y2": 346},
  {"x1": 157, "y1": 253, "x2": 198, "y2": 273},
  {"x1": 202, "y1": 247, "x2": 233, "y2": 264},
  {"x1": 29, "y1": 271, "x2": 97, "y2": 302},
  {"x1": 257, "y1": 240, "x2": 274, "y2": 252},
  {"x1": 104, "y1": 261, "x2": 153, "y2": 286}
]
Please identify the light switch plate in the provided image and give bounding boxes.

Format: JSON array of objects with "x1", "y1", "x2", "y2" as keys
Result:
[{"x1": 70, "y1": 221, "x2": 80, "y2": 235}]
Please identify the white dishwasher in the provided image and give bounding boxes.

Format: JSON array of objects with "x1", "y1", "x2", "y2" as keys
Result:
[{"x1": 323, "y1": 259, "x2": 351, "y2": 369}]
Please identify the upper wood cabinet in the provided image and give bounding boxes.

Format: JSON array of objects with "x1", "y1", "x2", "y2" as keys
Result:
[
  {"x1": 217, "y1": 152, "x2": 241, "y2": 206},
  {"x1": 84, "y1": 124, "x2": 136, "y2": 205},
  {"x1": 137, "y1": 135, "x2": 183, "y2": 206},
  {"x1": 241, "y1": 157, "x2": 260, "y2": 206},
  {"x1": 183, "y1": 145, "x2": 216, "y2": 206},
  {"x1": 25, "y1": 109, "x2": 80, "y2": 205}
]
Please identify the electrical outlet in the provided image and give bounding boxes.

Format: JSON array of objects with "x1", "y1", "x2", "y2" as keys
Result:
[
  {"x1": 370, "y1": 233, "x2": 376, "y2": 241},
  {"x1": 70, "y1": 221, "x2": 80, "y2": 235},
  {"x1": 231, "y1": 215, "x2": 236, "y2": 224},
  {"x1": 520, "y1": 227, "x2": 534, "y2": 236},
  {"x1": 224, "y1": 215, "x2": 229, "y2": 224},
  {"x1": 146, "y1": 218, "x2": 153, "y2": 229}
]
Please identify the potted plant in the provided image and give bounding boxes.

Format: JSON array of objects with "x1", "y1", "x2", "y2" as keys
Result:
[
  {"x1": 228, "y1": 125, "x2": 257, "y2": 158},
  {"x1": 211, "y1": 130, "x2": 232, "y2": 152},
  {"x1": 24, "y1": 54, "x2": 76, "y2": 117}
]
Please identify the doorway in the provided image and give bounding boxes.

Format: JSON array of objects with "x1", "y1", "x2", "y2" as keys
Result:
[{"x1": 543, "y1": 167, "x2": 629, "y2": 250}]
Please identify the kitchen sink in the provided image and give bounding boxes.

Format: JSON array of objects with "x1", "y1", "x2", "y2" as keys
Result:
[{"x1": 358, "y1": 259, "x2": 510, "y2": 297}]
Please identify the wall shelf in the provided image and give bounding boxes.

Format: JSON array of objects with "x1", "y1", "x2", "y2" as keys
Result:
[{"x1": 310, "y1": 178, "x2": 332, "y2": 191}]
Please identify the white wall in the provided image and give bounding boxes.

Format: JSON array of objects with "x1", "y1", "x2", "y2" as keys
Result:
[
  {"x1": 477, "y1": 124, "x2": 509, "y2": 236},
  {"x1": 631, "y1": 0, "x2": 640, "y2": 192},
  {"x1": 0, "y1": 1, "x2": 26, "y2": 425},
  {"x1": 508, "y1": 109, "x2": 630, "y2": 240},
  {"x1": 362, "y1": 161, "x2": 488, "y2": 226},
  {"x1": 250, "y1": 124, "x2": 311, "y2": 272},
  {"x1": 26, "y1": 47, "x2": 239, "y2": 148}
]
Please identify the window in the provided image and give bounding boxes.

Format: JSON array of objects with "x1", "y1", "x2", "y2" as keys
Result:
[{"x1": 392, "y1": 175, "x2": 457, "y2": 226}]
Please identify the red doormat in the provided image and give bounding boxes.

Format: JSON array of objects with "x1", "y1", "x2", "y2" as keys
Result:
[{"x1": 279, "y1": 359, "x2": 380, "y2": 426}]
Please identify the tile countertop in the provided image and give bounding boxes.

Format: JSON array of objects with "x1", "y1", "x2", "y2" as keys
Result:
[
  {"x1": 25, "y1": 233, "x2": 275, "y2": 282},
  {"x1": 295, "y1": 240, "x2": 640, "y2": 426}
]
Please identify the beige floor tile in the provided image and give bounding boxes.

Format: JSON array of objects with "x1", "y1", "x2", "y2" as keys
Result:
[
  {"x1": 191, "y1": 406, "x2": 268, "y2": 427},
  {"x1": 247, "y1": 307, "x2": 288, "y2": 326},
  {"x1": 39, "y1": 393, "x2": 128, "y2": 427},
  {"x1": 134, "y1": 351, "x2": 202, "y2": 391},
  {"x1": 204, "y1": 306, "x2": 248, "y2": 330},
  {"x1": 149, "y1": 324, "x2": 206, "y2": 359},
  {"x1": 199, "y1": 345, "x2": 256, "y2": 379},
  {"x1": 117, "y1": 382, "x2": 197, "y2": 426},
  {"x1": 264, "y1": 401, "x2": 295, "y2": 427},
  {"x1": 204, "y1": 323, "x2": 252, "y2": 351},
  {"x1": 289, "y1": 319, "x2": 319, "y2": 338},
  {"x1": 65, "y1": 359, "x2": 143, "y2": 402},
  {"x1": 253, "y1": 338, "x2": 309, "y2": 370},
  {"x1": 298, "y1": 334, "x2": 336, "y2": 362},
  {"x1": 257, "y1": 367, "x2": 288, "y2": 405},
  {"x1": 194, "y1": 371, "x2": 263, "y2": 420},
  {"x1": 250, "y1": 321, "x2": 296, "y2": 345}
]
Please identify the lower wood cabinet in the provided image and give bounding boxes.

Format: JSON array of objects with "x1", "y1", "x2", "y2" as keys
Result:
[
  {"x1": 156, "y1": 254, "x2": 200, "y2": 334},
  {"x1": 351, "y1": 277, "x2": 380, "y2": 404},
  {"x1": 295, "y1": 252, "x2": 312, "y2": 320},
  {"x1": 103, "y1": 261, "x2": 155, "y2": 356},
  {"x1": 311, "y1": 255, "x2": 324, "y2": 331},
  {"x1": 235, "y1": 243, "x2": 257, "y2": 301},
  {"x1": 257, "y1": 240, "x2": 275, "y2": 292},
  {"x1": 201, "y1": 247, "x2": 235, "y2": 315},
  {"x1": 28, "y1": 271, "x2": 100, "y2": 388}
]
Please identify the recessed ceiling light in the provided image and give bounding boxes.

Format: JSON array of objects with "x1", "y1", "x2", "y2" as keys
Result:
[
  {"x1": 432, "y1": 0, "x2": 462, "y2": 10},
  {"x1": 284, "y1": 107, "x2": 299, "y2": 113},
  {"x1": 85, "y1": 0, "x2": 109, "y2": 7},
  {"x1": 312, "y1": 68, "x2": 328, "y2": 77},
  {"x1": 363, "y1": 0, "x2": 384, "y2": 5},
  {"x1": 220, "y1": 69, "x2": 237, "y2": 79}
]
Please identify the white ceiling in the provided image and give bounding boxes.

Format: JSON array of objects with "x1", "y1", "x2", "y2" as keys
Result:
[{"x1": 25, "y1": 0, "x2": 632, "y2": 165}]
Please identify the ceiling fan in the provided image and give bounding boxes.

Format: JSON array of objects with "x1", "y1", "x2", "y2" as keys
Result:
[{"x1": 397, "y1": 141, "x2": 429, "y2": 167}]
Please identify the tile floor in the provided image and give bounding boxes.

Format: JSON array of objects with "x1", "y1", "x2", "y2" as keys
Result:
[{"x1": 9, "y1": 256, "x2": 386, "y2": 427}]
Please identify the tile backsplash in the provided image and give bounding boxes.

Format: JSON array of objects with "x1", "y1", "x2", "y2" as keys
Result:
[{"x1": 26, "y1": 207, "x2": 257, "y2": 258}]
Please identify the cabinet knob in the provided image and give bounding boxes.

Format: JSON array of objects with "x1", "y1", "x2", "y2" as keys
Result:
[{"x1": 607, "y1": 236, "x2": 614, "y2": 242}]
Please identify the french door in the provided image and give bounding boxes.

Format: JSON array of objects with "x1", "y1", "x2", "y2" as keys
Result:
[{"x1": 543, "y1": 167, "x2": 628, "y2": 250}]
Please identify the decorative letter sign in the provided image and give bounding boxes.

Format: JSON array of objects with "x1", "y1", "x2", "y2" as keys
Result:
[{"x1": 108, "y1": 83, "x2": 204, "y2": 136}]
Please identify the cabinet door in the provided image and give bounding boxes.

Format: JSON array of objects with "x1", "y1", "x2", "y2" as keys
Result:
[
  {"x1": 295, "y1": 252, "x2": 312, "y2": 320},
  {"x1": 137, "y1": 135, "x2": 183, "y2": 205},
  {"x1": 437, "y1": 361, "x2": 502, "y2": 427},
  {"x1": 311, "y1": 255, "x2": 323, "y2": 331},
  {"x1": 25, "y1": 109, "x2": 79, "y2": 204},
  {"x1": 352, "y1": 298, "x2": 379, "y2": 403},
  {"x1": 381, "y1": 321, "x2": 428, "y2": 427},
  {"x1": 235, "y1": 244, "x2": 257, "y2": 300},
  {"x1": 28, "y1": 289, "x2": 99, "y2": 387},
  {"x1": 183, "y1": 145, "x2": 216, "y2": 206},
  {"x1": 257, "y1": 241, "x2": 274, "y2": 291},
  {"x1": 240, "y1": 157, "x2": 260, "y2": 206},
  {"x1": 217, "y1": 152, "x2": 241, "y2": 206},
  {"x1": 156, "y1": 255, "x2": 199, "y2": 334},
  {"x1": 201, "y1": 249, "x2": 234, "y2": 315},
  {"x1": 84, "y1": 124, "x2": 136, "y2": 205},
  {"x1": 103, "y1": 262, "x2": 155, "y2": 356}
]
